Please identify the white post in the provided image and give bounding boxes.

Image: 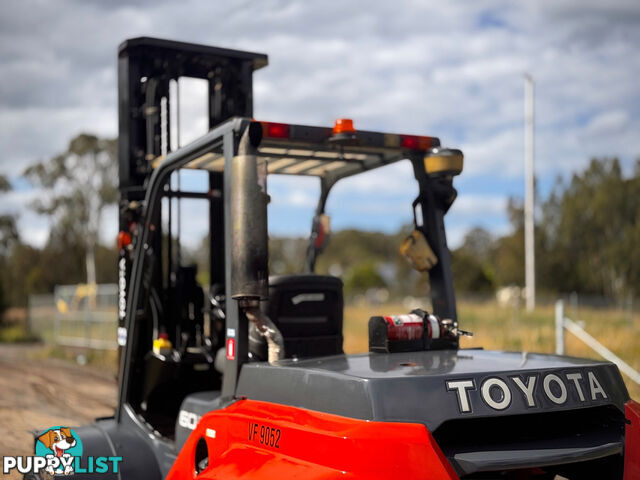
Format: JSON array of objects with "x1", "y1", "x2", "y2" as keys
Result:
[
  {"x1": 555, "y1": 299, "x2": 564, "y2": 355},
  {"x1": 524, "y1": 74, "x2": 536, "y2": 311}
]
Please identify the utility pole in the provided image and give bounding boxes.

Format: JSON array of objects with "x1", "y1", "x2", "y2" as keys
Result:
[{"x1": 524, "y1": 74, "x2": 536, "y2": 312}]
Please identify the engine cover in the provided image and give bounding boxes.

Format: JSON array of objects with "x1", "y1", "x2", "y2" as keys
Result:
[{"x1": 236, "y1": 349, "x2": 629, "y2": 430}]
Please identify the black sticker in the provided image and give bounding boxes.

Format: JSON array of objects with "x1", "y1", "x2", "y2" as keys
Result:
[{"x1": 248, "y1": 422, "x2": 281, "y2": 449}]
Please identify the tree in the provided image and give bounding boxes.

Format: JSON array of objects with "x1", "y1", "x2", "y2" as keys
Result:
[
  {"x1": 459, "y1": 227, "x2": 494, "y2": 264},
  {"x1": 451, "y1": 228, "x2": 496, "y2": 295},
  {"x1": 24, "y1": 134, "x2": 117, "y2": 285},
  {"x1": 492, "y1": 198, "x2": 526, "y2": 287},
  {"x1": 0, "y1": 174, "x2": 19, "y2": 315},
  {"x1": 0, "y1": 174, "x2": 19, "y2": 255},
  {"x1": 451, "y1": 248, "x2": 495, "y2": 295},
  {"x1": 542, "y1": 158, "x2": 639, "y2": 299},
  {"x1": 489, "y1": 157, "x2": 640, "y2": 300},
  {"x1": 343, "y1": 262, "x2": 386, "y2": 296}
]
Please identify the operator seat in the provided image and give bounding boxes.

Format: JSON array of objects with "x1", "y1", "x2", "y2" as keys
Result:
[{"x1": 265, "y1": 274, "x2": 344, "y2": 358}]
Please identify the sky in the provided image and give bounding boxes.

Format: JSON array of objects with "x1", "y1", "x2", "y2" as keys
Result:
[{"x1": 1, "y1": 0, "x2": 639, "y2": 249}]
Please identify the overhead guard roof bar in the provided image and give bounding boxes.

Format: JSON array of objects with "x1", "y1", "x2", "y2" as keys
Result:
[{"x1": 178, "y1": 120, "x2": 441, "y2": 185}]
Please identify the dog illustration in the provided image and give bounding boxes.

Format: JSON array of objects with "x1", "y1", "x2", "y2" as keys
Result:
[{"x1": 38, "y1": 427, "x2": 76, "y2": 475}]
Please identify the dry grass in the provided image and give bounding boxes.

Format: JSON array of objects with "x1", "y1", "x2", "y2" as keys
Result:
[{"x1": 343, "y1": 300, "x2": 640, "y2": 400}]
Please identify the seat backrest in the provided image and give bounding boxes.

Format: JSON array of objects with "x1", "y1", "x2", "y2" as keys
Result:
[{"x1": 266, "y1": 274, "x2": 344, "y2": 358}]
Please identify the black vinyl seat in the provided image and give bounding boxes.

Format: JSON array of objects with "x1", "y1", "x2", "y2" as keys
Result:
[{"x1": 266, "y1": 274, "x2": 344, "y2": 358}]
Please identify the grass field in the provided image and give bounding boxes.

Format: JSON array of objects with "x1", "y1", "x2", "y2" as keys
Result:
[{"x1": 343, "y1": 300, "x2": 640, "y2": 400}]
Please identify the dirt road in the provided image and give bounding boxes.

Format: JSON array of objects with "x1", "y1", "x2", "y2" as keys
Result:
[{"x1": 0, "y1": 344, "x2": 117, "y2": 478}]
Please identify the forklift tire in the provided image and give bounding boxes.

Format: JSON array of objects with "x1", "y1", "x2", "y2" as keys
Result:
[{"x1": 23, "y1": 473, "x2": 49, "y2": 480}]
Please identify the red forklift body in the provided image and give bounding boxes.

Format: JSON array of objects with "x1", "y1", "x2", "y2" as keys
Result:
[{"x1": 167, "y1": 400, "x2": 458, "y2": 480}]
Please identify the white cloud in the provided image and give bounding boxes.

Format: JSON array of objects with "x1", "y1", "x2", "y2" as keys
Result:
[
  {"x1": 462, "y1": 128, "x2": 524, "y2": 178},
  {"x1": 332, "y1": 162, "x2": 416, "y2": 194},
  {"x1": 451, "y1": 194, "x2": 508, "y2": 218},
  {"x1": 585, "y1": 110, "x2": 630, "y2": 136},
  {"x1": 0, "y1": 0, "x2": 639, "y2": 245},
  {"x1": 268, "y1": 175, "x2": 319, "y2": 208},
  {"x1": 17, "y1": 211, "x2": 50, "y2": 248},
  {"x1": 445, "y1": 224, "x2": 469, "y2": 250}
]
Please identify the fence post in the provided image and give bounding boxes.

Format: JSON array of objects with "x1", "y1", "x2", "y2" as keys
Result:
[{"x1": 555, "y1": 299, "x2": 565, "y2": 355}]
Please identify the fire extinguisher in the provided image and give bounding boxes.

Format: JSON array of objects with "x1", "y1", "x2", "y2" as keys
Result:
[{"x1": 368, "y1": 308, "x2": 472, "y2": 353}]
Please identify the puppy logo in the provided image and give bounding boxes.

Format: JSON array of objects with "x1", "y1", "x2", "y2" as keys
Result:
[{"x1": 35, "y1": 426, "x2": 83, "y2": 476}]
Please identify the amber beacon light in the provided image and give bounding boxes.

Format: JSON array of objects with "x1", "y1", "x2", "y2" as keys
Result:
[{"x1": 332, "y1": 118, "x2": 355, "y2": 134}]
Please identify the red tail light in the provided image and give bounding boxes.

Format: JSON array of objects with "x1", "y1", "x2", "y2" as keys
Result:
[
  {"x1": 261, "y1": 122, "x2": 290, "y2": 139},
  {"x1": 118, "y1": 231, "x2": 132, "y2": 250},
  {"x1": 401, "y1": 135, "x2": 432, "y2": 151}
]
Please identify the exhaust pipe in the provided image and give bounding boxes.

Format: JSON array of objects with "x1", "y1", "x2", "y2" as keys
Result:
[
  {"x1": 230, "y1": 122, "x2": 284, "y2": 362},
  {"x1": 231, "y1": 122, "x2": 268, "y2": 301}
]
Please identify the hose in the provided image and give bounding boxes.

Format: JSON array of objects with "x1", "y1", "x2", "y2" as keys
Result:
[{"x1": 245, "y1": 305, "x2": 285, "y2": 364}]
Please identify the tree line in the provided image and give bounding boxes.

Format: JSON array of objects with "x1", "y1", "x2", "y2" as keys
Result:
[
  {"x1": 0, "y1": 130, "x2": 638, "y2": 314},
  {"x1": 454, "y1": 158, "x2": 640, "y2": 302},
  {"x1": 275, "y1": 157, "x2": 640, "y2": 302}
]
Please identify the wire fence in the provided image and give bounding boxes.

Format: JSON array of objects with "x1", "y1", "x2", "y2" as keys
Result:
[{"x1": 28, "y1": 283, "x2": 118, "y2": 350}]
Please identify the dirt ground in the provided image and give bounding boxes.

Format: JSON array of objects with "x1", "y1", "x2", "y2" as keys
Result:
[{"x1": 0, "y1": 344, "x2": 117, "y2": 479}]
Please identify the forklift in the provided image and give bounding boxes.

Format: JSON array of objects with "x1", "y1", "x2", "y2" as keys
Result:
[{"x1": 28, "y1": 37, "x2": 639, "y2": 479}]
